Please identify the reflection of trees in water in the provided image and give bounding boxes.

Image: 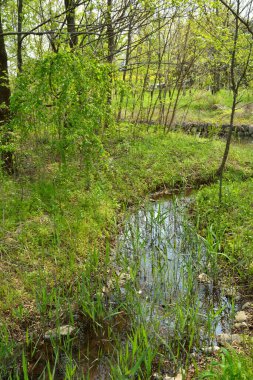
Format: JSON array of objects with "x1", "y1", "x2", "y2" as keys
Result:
[{"x1": 119, "y1": 196, "x2": 237, "y2": 349}]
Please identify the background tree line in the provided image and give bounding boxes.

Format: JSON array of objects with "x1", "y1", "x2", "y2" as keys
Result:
[{"x1": 0, "y1": 0, "x2": 252, "y2": 178}]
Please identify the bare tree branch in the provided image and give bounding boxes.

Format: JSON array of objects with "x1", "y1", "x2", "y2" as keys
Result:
[{"x1": 219, "y1": 0, "x2": 253, "y2": 36}]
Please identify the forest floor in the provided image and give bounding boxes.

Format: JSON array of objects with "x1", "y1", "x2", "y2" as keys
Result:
[{"x1": 1, "y1": 126, "x2": 253, "y2": 378}]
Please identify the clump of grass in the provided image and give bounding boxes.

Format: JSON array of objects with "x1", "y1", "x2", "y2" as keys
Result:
[
  {"x1": 193, "y1": 178, "x2": 253, "y2": 285},
  {"x1": 200, "y1": 348, "x2": 253, "y2": 379},
  {"x1": 110, "y1": 326, "x2": 157, "y2": 379}
]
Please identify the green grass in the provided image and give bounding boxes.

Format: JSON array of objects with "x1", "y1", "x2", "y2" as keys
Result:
[
  {"x1": 115, "y1": 88, "x2": 253, "y2": 125},
  {"x1": 1, "y1": 127, "x2": 253, "y2": 326},
  {"x1": 193, "y1": 178, "x2": 253, "y2": 286},
  {"x1": 200, "y1": 348, "x2": 253, "y2": 379},
  {"x1": 1, "y1": 126, "x2": 253, "y2": 378}
]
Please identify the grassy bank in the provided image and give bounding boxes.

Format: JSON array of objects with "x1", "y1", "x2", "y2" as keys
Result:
[
  {"x1": 192, "y1": 170, "x2": 253, "y2": 379},
  {"x1": 1, "y1": 126, "x2": 253, "y2": 377},
  {"x1": 194, "y1": 178, "x2": 253, "y2": 287}
]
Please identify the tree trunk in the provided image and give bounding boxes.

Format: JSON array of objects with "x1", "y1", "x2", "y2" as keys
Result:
[
  {"x1": 217, "y1": 0, "x2": 241, "y2": 203},
  {"x1": 117, "y1": 20, "x2": 132, "y2": 122},
  {"x1": 0, "y1": 9, "x2": 13, "y2": 174},
  {"x1": 105, "y1": 0, "x2": 114, "y2": 129},
  {"x1": 64, "y1": 0, "x2": 78, "y2": 48},
  {"x1": 217, "y1": 94, "x2": 237, "y2": 179},
  {"x1": 17, "y1": 0, "x2": 23, "y2": 72},
  {"x1": 217, "y1": 93, "x2": 237, "y2": 202}
]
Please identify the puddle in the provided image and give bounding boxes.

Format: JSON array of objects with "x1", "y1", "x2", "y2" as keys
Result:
[
  {"x1": 23, "y1": 323, "x2": 114, "y2": 380},
  {"x1": 117, "y1": 195, "x2": 239, "y2": 349},
  {"x1": 10, "y1": 194, "x2": 241, "y2": 379}
]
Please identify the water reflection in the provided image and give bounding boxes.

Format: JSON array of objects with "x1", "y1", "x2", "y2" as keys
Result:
[{"x1": 118, "y1": 196, "x2": 238, "y2": 347}]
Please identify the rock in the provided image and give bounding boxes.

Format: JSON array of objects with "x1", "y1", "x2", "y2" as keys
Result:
[
  {"x1": 102, "y1": 286, "x2": 109, "y2": 294},
  {"x1": 248, "y1": 126, "x2": 253, "y2": 135},
  {"x1": 152, "y1": 373, "x2": 161, "y2": 379},
  {"x1": 234, "y1": 322, "x2": 248, "y2": 329},
  {"x1": 118, "y1": 272, "x2": 131, "y2": 286},
  {"x1": 163, "y1": 371, "x2": 183, "y2": 380},
  {"x1": 217, "y1": 333, "x2": 242, "y2": 345},
  {"x1": 198, "y1": 273, "x2": 210, "y2": 283},
  {"x1": 242, "y1": 302, "x2": 253, "y2": 310},
  {"x1": 202, "y1": 345, "x2": 220, "y2": 354},
  {"x1": 223, "y1": 287, "x2": 237, "y2": 297},
  {"x1": 44, "y1": 325, "x2": 76, "y2": 340},
  {"x1": 235, "y1": 311, "x2": 247, "y2": 323}
]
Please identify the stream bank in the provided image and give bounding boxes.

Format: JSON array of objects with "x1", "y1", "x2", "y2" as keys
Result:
[
  {"x1": 8, "y1": 190, "x2": 252, "y2": 379},
  {"x1": 1, "y1": 130, "x2": 253, "y2": 378}
]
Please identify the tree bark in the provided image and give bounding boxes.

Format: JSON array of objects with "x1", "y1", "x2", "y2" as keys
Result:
[
  {"x1": 64, "y1": 0, "x2": 78, "y2": 48},
  {"x1": 17, "y1": 0, "x2": 23, "y2": 72},
  {"x1": 117, "y1": 19, "x2": 132, "y2": 122},
  {"x1": 216, "y1": 0, "x2": 249, "y2": 202},
  {"x1": 0, "y1": 9, "x2": 13, "y2": 174},
  {"x1": 105, "y1": 0, "x2": 114, "y2": 128}
]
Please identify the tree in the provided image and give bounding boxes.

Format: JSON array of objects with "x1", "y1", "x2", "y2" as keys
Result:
[
  {"x1": 17, "y1": 0, "x2": 23, "y2": 72},
  {"x1": 219, "y1": 0, "x2": 253, "y2": 37},
  {"x1": 217, "y1": 0, "x2": 252, "y2": 201},
  {"x1": 64, "y1": 0, "x2": 78, "y2": 49},
  {"x1": 0, "y1": 5, "x2": 13, "y2": 174}
]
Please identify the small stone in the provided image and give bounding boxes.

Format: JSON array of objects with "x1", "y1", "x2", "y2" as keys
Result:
[
  {"x1": 217, "y1": 333, "x2": 242, "y2": 345},
  {"x1": 234, "y1": 322, "x2": 248, "y2": 329},
  {"x1": 202, "y1": 345, "x2": 220, "y2": 354},
  {"x1": 163, "y1": 372, "x2": 183, "y2": 380},
  {"x1": 242, "y1": 302, "x2": 253, "y2": 310},
  {"x1": 223, "y1": 287, "x2": 237, "y2": 297},
  {"x1": 235, "y1": 311, "x2": 247, "y2": 323},
  {"x1": 198, "y1": 273, "x2": 210, "y2": 283},
  {"x1": 102, "y1": 286, "x2": 109, "y2": 294},
  {"x1": 118, "y1": 272, "x2": 131, "y2": 286},
  {"x1": 107, "y1": 279, "x2": 114, "y2": 289},
  {"x1": 152, "y1": 373, "x2": 161, "y2": 379},
  {"x1": 44, "y1": 325, "x2": 75, "y2": 340}
]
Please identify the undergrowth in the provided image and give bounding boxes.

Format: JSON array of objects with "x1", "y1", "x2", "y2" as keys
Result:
[
  {"x1": 194, "y1": 178, "x2": 253, "y2": 286},
  {"x1": 1, "y1": 126, "x2": 253, "y2": 378}
]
